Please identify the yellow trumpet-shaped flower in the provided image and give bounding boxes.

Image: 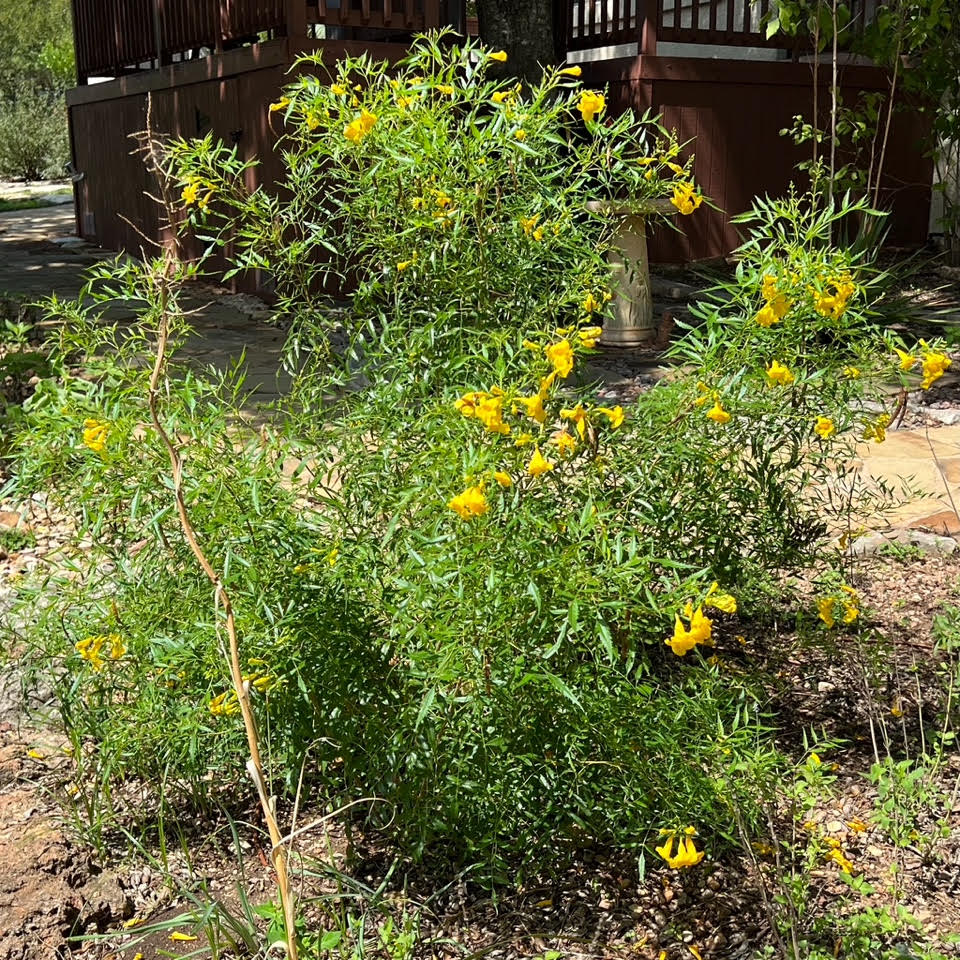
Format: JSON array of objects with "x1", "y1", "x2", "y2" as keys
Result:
[
  {"x1": 705, "y1": 401, "x2": 731, "y2": 424},
  {"x1": 656, "y1": 829, "x2": 705, "y2": 868},
  {"x1": 268, "y1": 97, "x2": 290, "y2": 113},
  {"x1": 559, "y1": 65, "x2": 582, "y2": 77},
  {"x1": 448, "y1": 484, "x2": 489, "y2": 520},
  {"x1": 578, "y1": 325, "x2": 603, "y2": 348},
  {"x1": 514, "y1": 392, "x2": 547, "y2": 425},
  {"x1": 82, "y1": 418, "x2": 110, "y2": 453},
  {"x1": 766, "y1": 360, "x2": 794, "y2": 386},
  {"x1": 545, "y1": 340, "x2": 574, "y2": 379},
  {"x1": 895, "y1": 348, "x2": 918, "y2": 371},
  {"x1": 491, "y1": 90, "x2": 511, "y2": 104},
  {"x1": 817, "y1": 597, "x2": 836, "y2": 628},
  {"x1": 494, "y1": 471, "x2": 513, "y2": 488},
  {"x1": 670, "y1": 180, "x2": 702, "y2": 216},
  {"x1": 703, "y1": 582, "x2": 737, "y2": 614},
  {"x1": 814, "y1": 415, "x2": 836, "y2": 439},
  {"x1": 489, "y1": 50, "x2": 508, "y2": 62},
  {"x1": 344, "y1": 108, "x2": 377, "y2": 143},
  {"x1": 578, "y1": 90, "x2": 606, "y2": 124},
  {"x1": 920, "y1": 349, "x2": 951, "y2": 390},
  {"x1": 596, "y1": 405, "x2": 624, "y2": 429},
  {"x1": 553, "y1": 431, "x2": 577, "y2": 456},
  {"x1": 665, "y1": 603, "x2": 713, "y2": 656},
  {"x1": 527, "y1": 446, "x2": 555, "y2": 477},
  {"x1": 560, "y1": 403, "x2": 588, "y2": 439}
]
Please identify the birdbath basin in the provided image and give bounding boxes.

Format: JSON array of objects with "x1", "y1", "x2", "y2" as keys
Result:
[{"x1": 585, "y1": 197, "x2": 676, "y2": 347}]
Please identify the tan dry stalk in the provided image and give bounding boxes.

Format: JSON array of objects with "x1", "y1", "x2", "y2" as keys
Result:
[{"x1": 146, "y1": 265, "x2": 299, "y2": 959}]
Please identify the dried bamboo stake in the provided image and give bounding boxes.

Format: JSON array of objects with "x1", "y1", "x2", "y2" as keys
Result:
[{"x1": 146, "y1": 265, "x2": 299, "y2": 959}]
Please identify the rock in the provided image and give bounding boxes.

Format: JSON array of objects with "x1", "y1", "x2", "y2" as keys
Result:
[
  {"x1": 852, "y1": 529, "x2": 958, "y2": 556},
  {"x1": 907, "y1": 509, "x2": 960, "y2": 537},
  {"x1": 76, "y1": 873, "x2": 133, "y2": 932},
  {"x1": 921, "y1": 407, "x2": 960, "y2": 426}
]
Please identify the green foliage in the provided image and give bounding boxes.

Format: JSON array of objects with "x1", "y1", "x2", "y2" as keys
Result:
[
  {"x1": 2, "y1": 36, "x2": 950, "y2": 887},
  {"x1": 0, "y1": 89, "x2": 70, "y2": 180}
]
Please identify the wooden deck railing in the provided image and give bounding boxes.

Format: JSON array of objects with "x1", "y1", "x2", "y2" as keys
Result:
[
  {"x1": 310, "y1": 0, "x2": 442, "y2": 31},
  {"x1": 567, "y1": 0, "x2": 886, "y2": 54},
  {"x1": 71, "y1": 0, "x2": 449, "y2": 82}
]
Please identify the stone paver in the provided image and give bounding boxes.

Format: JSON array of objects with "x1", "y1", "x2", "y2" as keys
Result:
[
  {"x1": 0, "y1": 204, "x2": 289, "y2": 408},
  {"x1": 855, "y1": 426, "x2": 960, "y2": 535}
]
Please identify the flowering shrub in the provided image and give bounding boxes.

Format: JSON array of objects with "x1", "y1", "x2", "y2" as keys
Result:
[{"x1": 3, "y1": 36, "x2": 953, "y2": 887}]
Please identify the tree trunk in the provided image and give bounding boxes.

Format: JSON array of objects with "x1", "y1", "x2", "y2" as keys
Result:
[{"x1": 475, "y1": 0, "x2": 563, "y2": 83}]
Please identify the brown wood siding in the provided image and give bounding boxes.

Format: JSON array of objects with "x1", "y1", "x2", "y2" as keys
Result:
[{"x1": 588, "y1": 56, "x2": 933, "y2": 262}]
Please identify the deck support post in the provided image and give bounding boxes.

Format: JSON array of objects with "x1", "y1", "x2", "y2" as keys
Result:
[{"x1": 639, "y1": 0, "x2": 657, "y2": 55}]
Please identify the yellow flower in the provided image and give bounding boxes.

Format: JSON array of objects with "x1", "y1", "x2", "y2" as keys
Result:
[
  {"x1": 705, "y1": 401, "x2": 731, "y2": 424},
  {"x1": 754, "y1": 305, "x2": 780, "y2": 328},
  {"x1": 397, "y1": 259, "x2": 412, "y2": 272},
  {"x1": 656, "y1": 829, "x2": 705, "y2": 868},
  {"x1": 560, "y1": 403, "x2": 588, "y2": 439},
  {"x1": 761, "y1": 274, "x2": 778, "y2": 301},
  {"x1": 814, "y1": 415, "x2": 835, "y2": 439},
  {"x1": 578, "y1": 90, "x2": 606, "y2": 124},
  {"x1": 180, "y1": 179, "x2": 200, "y2": 206},
  {"x1": 514, "y1": 432, "x2": 534, "y2": 447},
  {"x1": 436, "y1": 84, "x2": 455, "y2": 95},
  {"x1": 170, "y1": 932, "x2": 199, "y2": 942},
  {"x1": 269, "y1": 97, "x2": 290, "y2": 113},
  {"x1": 489, "y1": 50, "x2": 508, "y2": 62},
  {"x1": 766, "y1": 360, "x2": 794, "y2": 386},
  {"x1": 817, "y1": 597, "x2": 836, "y2": 628},
  {"x1": 545, "y1": 340, "x2": 574, "y2": 378},
  {"x1": 327, "y1": 547, "x2": 339, "y2": 567},
  {"x1": 196, "y1": 189, "x2": 214, "y2": 213},
  {"x1": 844, "y1": 365, "x2": 861, "y2": 379},
  {"x1": 475, "y1": 394, "x2": 510, "y2": 435},
  {"x1": 559, "y1": 65, "x2": 582, "y2": 77},
  {"x1": 847, "y1": 818, "x2": 870, "y2": 833},
  {"x1": 863, "y1": 413, "x2": 891, "y2": 443},
  {"x1": 448, "y1": 484, "x2": 489, "y2": 520},
  {"x1": 330, "y1": 83, "x2": 347, "y2": 96},
  {"x1": 704, "y1": 582, "x2": 737, "y2": 614},
  {"x1": 921, "y1": 349, "x2": 951, "y2": 389},
  {"x1": 814, "y1": 273, "x2": 857, "y2": 319},
  {"x1": 582, "y1": 292, "x2": 600, "y2": 313},
  {"x1": 553, "y1": 431, "x2": 577, "y2": 456},
  {"x1": 596, "y1": 405, "x2": 624, "y2": 429},
  {"x1": 841, "y1": 586, "x2": 860, "y2": 624},
  {"x1": 826, "y1": 846, "x2": 854, "y2": 874},
  {"x1": 514, "y1": 393, "x2": 547, "y2": 424},
  {"x1": 491, "y1": 90, "x2": 511, "y2": 104},
  {"x1": 209, "y1": 690, "x2": 239, "y2": 716},
  {"x1": 666, "y1": 603, "x2": 713, "y2": 656},
  {"x1": 514, "y1": 128, "x2": 527, "y2": 142},
  {"x1": 578, "y1": 325, "x2": 602, "y2": 348},
  {"x1": 670, "y1": 181, "x2": 702, "y2": 216},
  {"x1": 896, "y1": 347, "x2": 918, "y2": 371},
  {"x1": 539, "y1": 370, "x2": 558, "y2": 393},
  {"x1": 454, "y1": 391, "x2": 486, "y2": 418},
  {"x1": 108, "y1": 633, "x2": 126, "y2": 659},
  {"x1": 344, "y1": 108, "x2": 377, "y2": 143},
  {"x1": 494, "y1": 471, "x2": 513, "y2": 488},
  {"x1": 769, "y1": 294, "x2": 791, "y2": 319},
  {"x1": 521, "y1": 213, "x2": 540, "y2": 236},
  {"x1": 532, "y1": 225, "x2": 543, "y2": 241},
  {"x1": 82, "y1": 418, "x2": 110, "y2": 453},
  {"x1": 527, "y1": 446, "x2": 555, "y2": 477}
]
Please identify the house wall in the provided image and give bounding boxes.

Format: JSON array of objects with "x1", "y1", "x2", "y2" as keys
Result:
[
  {"x1": 67, "y1": 37, "x2": 408, "y2": 292},
  {"x1": 583, "y1": 54, "x2": 933, "y2": 262}
]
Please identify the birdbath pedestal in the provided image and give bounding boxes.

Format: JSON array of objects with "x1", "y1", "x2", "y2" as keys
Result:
[{"x1": 586, "y1": 198, "x2": 676, "y2": 347}]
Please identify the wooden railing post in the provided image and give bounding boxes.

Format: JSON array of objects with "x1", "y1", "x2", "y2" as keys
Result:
[
  {"x1": 284, "y1": 0, "x2": 308, "y2": 39},
  {"x1": 640, "y1": 0, "x2": 658, "y2": 55}
]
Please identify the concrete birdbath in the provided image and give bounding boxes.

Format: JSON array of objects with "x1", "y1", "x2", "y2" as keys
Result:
[{"x1": 585, "y1": 197, "x2": 676, "y2": 347}]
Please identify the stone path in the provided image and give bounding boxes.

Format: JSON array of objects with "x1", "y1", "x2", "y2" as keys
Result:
[{"x1": 0, "y1": 204, "x2": 289, "y2": 409}]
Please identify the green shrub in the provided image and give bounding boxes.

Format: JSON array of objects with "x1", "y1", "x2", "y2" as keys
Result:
[
  {"x1": 3, "y1": 34, "x2": 953, "y2": 882},
  {"x1": 0, "y1": 88, "x2": 69, "y2": 180}
]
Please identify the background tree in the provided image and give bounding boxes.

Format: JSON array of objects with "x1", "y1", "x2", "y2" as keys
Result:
[
  {"x1": 475, "y1": 0, "x2": 566, "y2": 82},
  {"x1": 0, "y1": 0, "x2": 74, "y2": 180}
]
